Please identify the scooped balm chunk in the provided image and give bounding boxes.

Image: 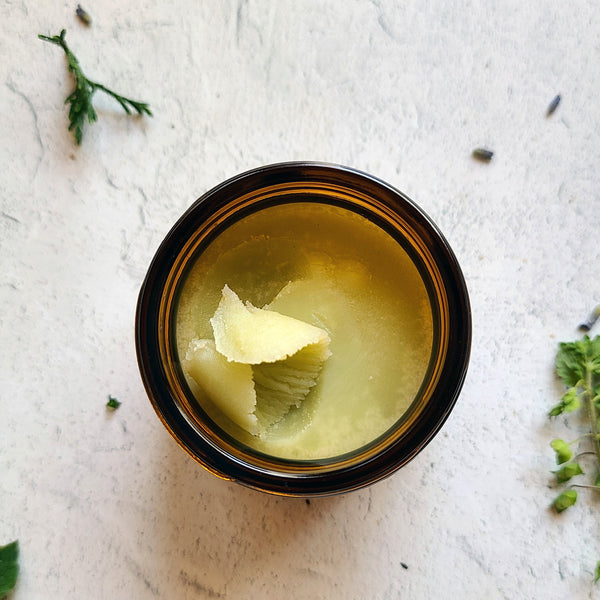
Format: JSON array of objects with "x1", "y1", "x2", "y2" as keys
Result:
[
  {"x1": 211, "y1": 285, "x2": 331, "y2": 365},
  {"x1": 184, "y1": 286, "x2": 331, "y2": 435},
  {"x1": 185, "y1": 338, "x2": 259, "y2": 434}
]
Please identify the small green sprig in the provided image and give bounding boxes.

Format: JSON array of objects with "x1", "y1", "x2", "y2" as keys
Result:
[
  {"x1": 0, "y1": 540, "x2": 19, "y2": 598},
  {"x1": 548, "y1": 334, "x2": 600, "y2": 580},
  {"x1": 106, "y1": 395, "x2": 121, "y2": 410},
  {"x1": 38, "y1": 29, "x2": 152, "y2": 144}
]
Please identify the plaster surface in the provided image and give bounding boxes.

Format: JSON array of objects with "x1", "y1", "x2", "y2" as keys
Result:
[{"x1": 2, "y1": 2, "x2": 600, "y2": 598}]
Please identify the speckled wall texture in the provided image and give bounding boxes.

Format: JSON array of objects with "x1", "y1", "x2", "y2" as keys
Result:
[{"x1": 1, "y1": 1, "x2": 600, "y2": 598}]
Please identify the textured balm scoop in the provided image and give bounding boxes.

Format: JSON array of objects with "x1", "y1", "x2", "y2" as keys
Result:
[
  {"x1": 211, "y1": 285, "x2": 330, "y2": 363},
  {"x1": 185, "y1": 286, "x2": 331, "y2": 435}
]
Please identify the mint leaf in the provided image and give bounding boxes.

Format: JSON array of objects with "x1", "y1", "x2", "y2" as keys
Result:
[
  {"x1": 556, "y1": 341, "x2": 585, "y2": 387},
  {"x1": 0, "y1": 540, "x2": 19, "y2": 597},
  {"x1": 590, "y1": 335, "x2": 600, "y2": 359}
]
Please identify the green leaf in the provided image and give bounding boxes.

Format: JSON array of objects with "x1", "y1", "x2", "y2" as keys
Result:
[
  {"x1": 556, "y1": 341, "x2": 585, "y2": 387},
  {"x1": 553, "y1": 462, "x2": 584, "y2": 483},
  {"x1": 39, "y1": 29, "x2": 152, "y2": 144},
  {"x1": 0, "y1": 540, "x2": 19, "y2": 597},
  {"x1": 549, "y1": 387, "x2": 581, "y2": 416},
  {"x1": 106, "y1": 395, "x2": 121, "y2": 410},
  {"x1": 561, "y1": 387, "x2": 580, "y2": 412},
  {"x1": 550, "y1": 438, "x2": 573, "y2": 464},
  {"x1": 595, "y1": 561, "x2": 600, "y2": 583},
  {"x1": 553, "y1": 490, "x2": 577, "y2": 513},
  {"x1": 590, "y1": 335, "x2": 600, "y2": 357}
]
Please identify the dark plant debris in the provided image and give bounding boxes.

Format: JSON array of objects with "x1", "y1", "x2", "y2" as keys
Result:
[
  {"x1": 472, "y1": 148, "x2": 494, "y2": 162},
  {"x1": 546, "y1": 94, "x2": 561, "y2": 117},
  {"x1": 579, "y1": 305, "x2": 600, "y2": 332},
  {"x1": 76, "y1": 5, "x2": 92, "y2": 26},
  {"x1": 106, "y1": 395, "x2": 121, "y2": 410}
]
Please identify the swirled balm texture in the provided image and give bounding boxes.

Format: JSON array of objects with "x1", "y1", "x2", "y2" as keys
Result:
[{"x1": 184, "y1": 285, "x2": 331, "y2": 435}]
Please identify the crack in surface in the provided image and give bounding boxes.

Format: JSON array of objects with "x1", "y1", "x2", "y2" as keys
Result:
[{"x1": 5, "y1": 79, "x2": 45, "y2": 177}]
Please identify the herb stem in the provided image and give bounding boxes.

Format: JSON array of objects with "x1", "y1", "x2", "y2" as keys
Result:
[
  {"x1": 585, "y1": 365, "x2": 600, "y2": 467},
  {"x1": 567, "y1": 432, "x2": 598, "y2": 446},
  {"x1": 91, "y1": 82, "x2": 152, "y2": 116},
  {"x1": 549, "y1": 335, "x2": 600, "y2": 581},
  {"x1": 575, "y1": 451, "x2": 598, "y2": 459},
  {"x1": 39, "y1": 29, "x2": 151, "y2": 143},
  {"x1": 569, "y1": 483, "x2": 600, "y2": 492}
]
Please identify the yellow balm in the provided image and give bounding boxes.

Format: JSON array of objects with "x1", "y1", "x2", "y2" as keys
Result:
[
  {"x1": 176, "y1": 202, "x2": 433, "y2": 460},
  {"x1": 184, "y1": 285, "x2": 331, "y2": 435}
]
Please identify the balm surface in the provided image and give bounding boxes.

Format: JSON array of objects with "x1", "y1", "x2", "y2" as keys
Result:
[{"x1": 175, "y1": 202, "x2": 433, "y2": 459}]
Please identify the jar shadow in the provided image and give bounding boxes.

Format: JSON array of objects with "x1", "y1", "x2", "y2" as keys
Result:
[{"x1": 144, "y1": 431, "x2": 385, "y2": 598}]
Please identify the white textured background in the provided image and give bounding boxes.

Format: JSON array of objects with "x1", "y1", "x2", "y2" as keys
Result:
[{"x1": 2, "y1": 1, "x2": 600, "y2": 598}]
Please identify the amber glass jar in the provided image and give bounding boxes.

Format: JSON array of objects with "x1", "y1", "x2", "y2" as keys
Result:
[{"x1": 135, "y1": 162, "x2": 471, "y2": 496}]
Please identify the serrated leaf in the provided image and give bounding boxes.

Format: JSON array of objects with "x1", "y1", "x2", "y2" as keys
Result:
[
  {"x1": 0, "y1": 540, "x2": 19, "y2": 596},
  {"x1": 556, "y1": 342, "x2": 584, "y2": 387},
  {"x1": 589, "y1": 335, "x2": 600, "y2": 358},
  {"x1": 553, "y1": 490, "x2": 577, "y2": 513}
]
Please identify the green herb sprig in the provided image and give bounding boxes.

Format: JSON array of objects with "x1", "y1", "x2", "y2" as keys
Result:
[
  {"x1": 38, "y1": 29, "x2": 152, "y2": 144},
  {"x1": 106, "y1": 395, "x2": 121, "y2": 410},
  {"x1": 0, "y1": 540, "x2": 19, "y2": 598},
  {"x1": 548, "y1": 334, "x2": 600, "y2": 580}
]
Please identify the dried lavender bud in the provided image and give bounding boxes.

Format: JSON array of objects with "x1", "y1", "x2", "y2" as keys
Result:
[
  {"x1": 579, "y1": 305, "x2": 600, "y2": 332},
  {"x1": 76, "y1": 5, "x2": 92, "y2": 26},
  {"x1": 472, "y1": 148, "x2": 494, "y2": 162},
  {"x1": 546, "y1": 94, "x2": 561, "y2": 116}
]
